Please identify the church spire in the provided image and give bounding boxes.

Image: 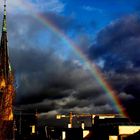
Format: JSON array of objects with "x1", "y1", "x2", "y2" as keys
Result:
[
  {"x1": 0, "y1": 0, "x2": 9, "y2": 80},
  {"x1": 2, "y1": 0, "x2": 7, "y2": 32},
  {"x1": 0, "y1": 0, "x2": 15, "y2": 124}
]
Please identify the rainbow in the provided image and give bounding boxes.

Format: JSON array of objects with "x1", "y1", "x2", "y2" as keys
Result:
[{"x1": 16, "y1": 0, "x2": 128, "y2": 118}]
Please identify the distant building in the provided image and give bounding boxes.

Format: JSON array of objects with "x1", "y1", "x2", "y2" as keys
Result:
[
  {"x1": 123, "y1": 130, "x2": 140, "y2": 140},
  {"x1": 84, "y1": 115, "x2": 140, "y2": 140},
  {"x1": 14, "y1": 110, "x2": 38, "y2": 140},
  {"x1": 54, "y1": 113, "x2": 140, "y2": 140}
]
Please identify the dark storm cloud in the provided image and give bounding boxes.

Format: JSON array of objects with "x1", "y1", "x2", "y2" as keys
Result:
[
  {"x1": 89, "y1": 15, "x2": 140, "y2": 119},
  {"x1": 89, "y1": 15, "x2": 140, "y2": 78},
  {"x1": 12, "y1": 47, "x2": 108, "y2": 113},
  {"x1": 89, "y1": 15, "x2": 140, "y2": 72},
  {"x1": 10, "y1": 44, "x2": 112, "y2": 114}
]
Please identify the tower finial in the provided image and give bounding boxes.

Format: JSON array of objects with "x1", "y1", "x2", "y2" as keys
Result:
[
  {"x1": 2, "y1": 0, "x2": 7, "y2": 32},
  {"x1": 4, "y1": 0, "x2": 6, "y2": 5}
]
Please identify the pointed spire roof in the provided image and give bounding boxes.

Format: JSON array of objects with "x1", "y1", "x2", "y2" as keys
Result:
[
  {"x1": 0, "y1": 0, "x2": 9, "y2": 80},
  {"x1": 2, "y1": 0, "x2": 7, "y2": 32}
]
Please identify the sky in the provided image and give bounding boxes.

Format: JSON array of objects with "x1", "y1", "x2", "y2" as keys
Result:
[{"x1": 1, "y1": 0, "x2": 140, "y2": 121}]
